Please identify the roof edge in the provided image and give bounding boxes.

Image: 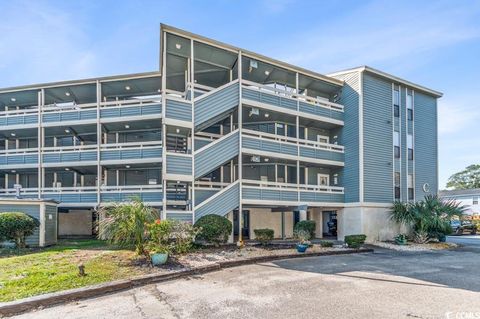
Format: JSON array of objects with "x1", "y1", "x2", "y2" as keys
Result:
[
  {"x1": 328, "y1": 66, "x2": 443, "y2": 98},
  {"x1": 160, "y1": 23, "x2": 343, "y2": 87}
]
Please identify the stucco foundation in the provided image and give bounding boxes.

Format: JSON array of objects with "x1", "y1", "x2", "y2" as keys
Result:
[
  {"x1": 249, "y1": 208, "x2": 294, "y2": 239},
  {"x1": 59, "y1": 210, "x2": 93, "y2": 236}
]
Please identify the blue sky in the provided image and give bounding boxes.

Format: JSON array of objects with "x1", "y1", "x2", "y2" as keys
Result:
[{"x1": 0, "y1": 0, "x2": 479, "y2": 188}]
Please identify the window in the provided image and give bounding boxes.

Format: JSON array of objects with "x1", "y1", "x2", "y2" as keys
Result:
[
  {"x1": 407, "y1": 134, "x2": 413, "y2": 160},
  {"x1": 393, "y1": 85, "x2": 400, "y2": 119},
  {"x1": 394, "y1": 131, "x2": 400, "y2": 158},
  {"x1": 408, "y1": 174, "x2": 414, "y2": 200},
  {"x1": 474, "y1": 196, "x2": 479, "y2": 205},
  {"x1": 407, "y1": 90, "x2": 413, "y2": 121},
  {"x1": 394, "y1": 172, "x2": 401, "y2": 200}
]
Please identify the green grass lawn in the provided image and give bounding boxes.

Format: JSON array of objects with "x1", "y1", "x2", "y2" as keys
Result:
[{"x1": 0, "y1": 239, "x2": 146, "y2": 302}]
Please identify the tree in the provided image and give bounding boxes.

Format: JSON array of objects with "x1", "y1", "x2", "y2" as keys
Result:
[
  {"x1": 390, "y1": 195, "x2": 465, "y2": 243},
  {"x1": 98, "y1": 198, "x2": 158, "y2": 255},
  {"x1": 446, "y1": 164, "x2": 480, "y2": 189}
]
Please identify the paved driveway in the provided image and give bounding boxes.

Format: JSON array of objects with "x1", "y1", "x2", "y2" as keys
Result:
[{"x1": 13, "y1": 237, "x2": 480, "y2": 319}]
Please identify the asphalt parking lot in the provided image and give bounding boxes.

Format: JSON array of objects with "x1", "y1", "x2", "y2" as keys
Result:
[{"x1": 12, "y1": 236, "x2": 480, "y2": 319}]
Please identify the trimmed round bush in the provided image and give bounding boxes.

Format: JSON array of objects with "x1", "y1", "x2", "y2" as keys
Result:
[
  {"x1": 294, "y1": 220, "x2": 316, "y2": 238},
  {"x1": 194, "y1": 214, "x2": 232, "y2": 246},
  {"x1": 253, "y1": 228, "x2": 274, "y2": 245},
  {"x1": 344, "y1": 234, "x2": 366, "y2": 248},
  {"x1": 0, "y1": 212, "x2": 40, "y2": 248}
]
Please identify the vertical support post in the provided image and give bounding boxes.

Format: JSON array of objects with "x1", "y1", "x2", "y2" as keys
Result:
[
  {"x1": 161, "y1": 30, "x2": 168, "y2": 220},
  {"x1": 237, "y1": 50, "x2": 243, "y2": 244},
  {"x1": 96, "y1": 80, "x2": 101, "y2": 206},
  {"x1": 37, "y1": 90, "x2": 43, "y2": 199},
  {"x1": 295, "y1": 73, "x2": 300, "y2": 202},
  {"x1": 190, "y1": 38, "x2": 196, "y2": 220},
  {"x1": 281, "y1": 211, "x2": 285, "y2": 239}
]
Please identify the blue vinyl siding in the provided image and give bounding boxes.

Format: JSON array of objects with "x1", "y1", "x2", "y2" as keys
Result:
[
  {"x1": 0, "y1": 204, "x2": 40, "y2": 247},
  {"x1": 299, "y1": 192, "x2": 344, "y2": 203},
  {"x1": 195, "y1": 189, "x2": 219, "y2": 205},
  {"x1": 414, "y1": 92, "x2": 438, "y2": 198},
  {"x1": 331, "y1": 72, "x2": 360, "y2": 202},
  {"x1": 298, "y1": 101, "x2": 344, "y2": 121},
  {"x1": 194, "y1": 130, "x2": 239, "y2": 178},
  {"x1": 242, "y1": 136, "x2": 297, "y2": 156},
  {"x1": 195, "y1": 182, "x2": 239, "y2": 221},
  {"x1": 195, "y1": 82, "x2": 239, "y2": 129},
  {"x1": 43, "y1": 193, "x2": 97, "y2": 203},
  {"x1": 194, "y1": 138, "x2": 212, "y2": 151},
  {"x1": 43, "y1": 151, "x2": 97, "y2": 163},
  {"x1": 42, "y1": 110, "x2": 96, "y2": 123},
  {"x1": 0, "y1": 154, "x2": 38, "y2": 165},
  {"x1": 363, "y1": 73, "x2": 393, "y2": 203},
  {"x1": 165, "y1": 99, "x2": 192, "y2": 122},
  {"x1": 0, "y1": 115, "x2": 38, "y2": 126},
  {"x1": 100, "y1": 147, "x2": 162, "y2": 161},
  {"x1": 166, "y1": 154, "x2": 192, "y2": 175},
  {"x1": 299, "y1": 146, "x2": 344, "y2": 163},
  {"x1": 166, "y1": 212, "x2": 193, "y2": 223},
  {"x1": 242, "y1": 187, "x2": 298, "y2": 202},
  {"x1": 100, "y1": 191, "x2": 163, "y2": 203},
  {"x1": 242, "y1": 87, "x2": 296, "y2": 111},
  {"x1": 100, "y1": 103, "x2": 161, "y2": 118}
]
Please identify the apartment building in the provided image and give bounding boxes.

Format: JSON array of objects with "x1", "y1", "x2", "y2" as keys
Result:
[{"x1": 0, "y1": 24, "x2": 441, "y2": 242}]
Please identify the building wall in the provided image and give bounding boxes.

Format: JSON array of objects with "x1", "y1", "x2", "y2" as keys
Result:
[
  {"x1": 249, "y1": 208, "x2": 294, "y2": 239},
  {"x1": 332, "y1": 72, "x2": 360, "y2": 202},
  {"x1": 58, "y1": 210, "x2": 92, "y2": 236},
  {"x1": 362, "y1": 73, "x2": 394, "y2": 203},
  {"x1": 414, "y1": 92, "x2": 438, "y2": 198}
]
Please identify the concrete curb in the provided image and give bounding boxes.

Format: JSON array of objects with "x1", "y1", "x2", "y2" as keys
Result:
[{"x1": 0, "y1": 248, "x2": 373, "y2": 317}]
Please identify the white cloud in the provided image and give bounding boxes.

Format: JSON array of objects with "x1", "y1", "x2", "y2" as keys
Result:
[{"x1": 438, "y1": 97, "x2": 480, "y2": 135}]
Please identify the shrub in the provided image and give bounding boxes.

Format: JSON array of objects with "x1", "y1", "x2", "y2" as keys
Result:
[
  {"x1": 146, "y1": 219, "x2": 173, "y2": 255},
  {"x1": 319, "y1": 240, "x2": 333, "y2": 247},
  {"x1": 0, "y1": 212, "x2": 40, "y2": 248},
  {"x1": 170, "y1": 221, "x2": 201, "y2": 254},
  {"x1": 253, "y1": 228, "x2": 274, "y2": 245},
  {"x1": 344, "y1": 234, "x2": 366, "y2": 248},
  {"x1": 294, "y1": 229, "x2": 311, "y2": 245},
  {"x1": 294, "y1": 220, "x2": 316, "y2": 238},
  {"x1": 194, "y1": 214, "x2": 232, "y2": 246},
  {"x1": 98, "y1": 199, "x2": 158, "y2": 255}
]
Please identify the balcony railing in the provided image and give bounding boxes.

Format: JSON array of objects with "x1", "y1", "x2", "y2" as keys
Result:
[
  {"x1": 0, "y1": 107, "x2": 39, "y2": 117},
  {"x1": 242, "y1": 179, "x2": 344, "y2": 193}
]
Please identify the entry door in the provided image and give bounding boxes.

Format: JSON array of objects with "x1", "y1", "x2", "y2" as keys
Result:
[{"x1": 317, "y1": 174, "x2": 330, "y2": 186}]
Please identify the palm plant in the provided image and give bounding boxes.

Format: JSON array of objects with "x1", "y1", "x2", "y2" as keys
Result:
[
  {"x1": 98, "y1": 198, "x2": 158, "y2": 255},
  {"x1": 390, "y1": 195, "x2": 464, "y2": 243}
]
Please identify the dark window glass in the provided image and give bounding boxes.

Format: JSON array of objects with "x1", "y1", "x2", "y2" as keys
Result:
[
  {"x1": 394, "y1": 105, "x2": 400, "y2": 118},
  {"x1": 407, "y1": 108, "x2": 413, "y2": 121},
  {"x1": 395, "y1": 187, "x2": 401, "y2": 200},
  {"x1": 408, "y1": 188, "x2": 414, "y2": 200},
  {"x1": 408, "y1": 148, "x2": 414, "y2": 160},
  {"x1": 394, "y1": 146, "x2": 400, "y2": 158}
]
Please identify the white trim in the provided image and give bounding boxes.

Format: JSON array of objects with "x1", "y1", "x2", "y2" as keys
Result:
[
  {"x1": 193, "y1": 129, "x2": 238, "y2": 155},
  {"x1": 359, "y1": 71, "x2": 364, "y2": 203},
  {"x1": 39, "y1": 202, "x2": 46, "y2": 247}
]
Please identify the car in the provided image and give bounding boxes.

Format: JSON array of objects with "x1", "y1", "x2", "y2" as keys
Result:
[{"x1": 450, "y1": 220, "x2": 477, "y2": 235}]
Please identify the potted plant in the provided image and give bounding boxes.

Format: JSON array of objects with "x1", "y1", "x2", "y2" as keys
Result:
[
  {"x1": 294, "y1": 229, "x2": 311, "y2": 253},
  {"x1": 146, "y1": 219, "x2": 172, "y2": 266},
  {"x1": 394, "y1": 234, "x2": 408, "y2": 245}
]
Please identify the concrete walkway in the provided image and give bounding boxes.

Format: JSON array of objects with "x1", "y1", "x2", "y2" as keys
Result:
[{"x1": 13, "y1": 237, "x2": 480, "y2": 319}]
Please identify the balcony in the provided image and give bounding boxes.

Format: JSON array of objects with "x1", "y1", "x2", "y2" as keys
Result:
[
  {"x1": 241, "y1": 80, "x2": 344, "y2": 124},
  {"x1": 0, "y1": 108, "x2": 38, "y2": 129},
  {"x1": 0, "y1": 148, "x2": 38, "y2": 168},
  {"x1": 100, "y1": 185, "x2": 163, "y2": 204},
  {"x1": 100, "y1": 141, "x2": 162, "y2": 165},
  {"x1": 42, "y1": 102, "x2": 97, "y2": 126},
  {"x1": 241, "y1": 129, "x2": 344, "y2": 165},
  {"x1": 241, "y1": 179, "x2": 344, "y2": 205},
  {"x1": 100, "y1": 98, "x2": 162, "y2": 122},
  {"x1": 42, "y1": 145, "x2": 97, "y2": 166}
]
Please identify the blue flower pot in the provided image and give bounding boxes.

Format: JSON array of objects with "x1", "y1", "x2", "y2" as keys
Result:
[
  {"x1": 296, "y1": 244, "x2": 308, "y2": 253},
  {"x1": 151, "y1": 253, "x2": 168, "y2": 266}
]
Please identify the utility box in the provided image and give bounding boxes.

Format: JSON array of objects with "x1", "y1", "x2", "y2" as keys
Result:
[{"x1": 0, "y1": 199, "x2": 59, "y2": 247}]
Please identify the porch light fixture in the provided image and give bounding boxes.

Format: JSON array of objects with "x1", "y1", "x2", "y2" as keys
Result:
[
  {"x1": 264, "y1": 113, "x2": 270, "y2": 118},
  {"x1": 65, "y1": 92, "x2": 71, "y2": 97},
  {"x1": 125, "y1": 86, "x2": 131, "y2": 91},
  {"x1": 64, "y1": 129, "x2": 70, "y2": 133},
  {"x1": 11, "y1": 170, "x2": 16, "y2": 173},
  {"x1": 10, "y1": 133, "x2": 16, "y2": 137},
  {"x1": 264, "y1": 70, "x2": 270, "y2": 76},
  {"x1": 175, "y1": 128, "x2": 180, "y2": 133},
  {"x1": 264, "y1": 158, "x2": 269, "y2": 162},
  {"x1": 126, "y1": 165, "x2": 130, "y2": 168},
  {"x1": 124, "y1": 124, "x2": 130, "y2": 129},
  {"x1": 10, "y1": 97, "x2": 16, "y2": 102},
  {"x1": 65, "y1": 168, "x2": 70, "y2": 171},
  {"x1": 175, "y1": 43, "x2": 182, "y2": 50}
]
